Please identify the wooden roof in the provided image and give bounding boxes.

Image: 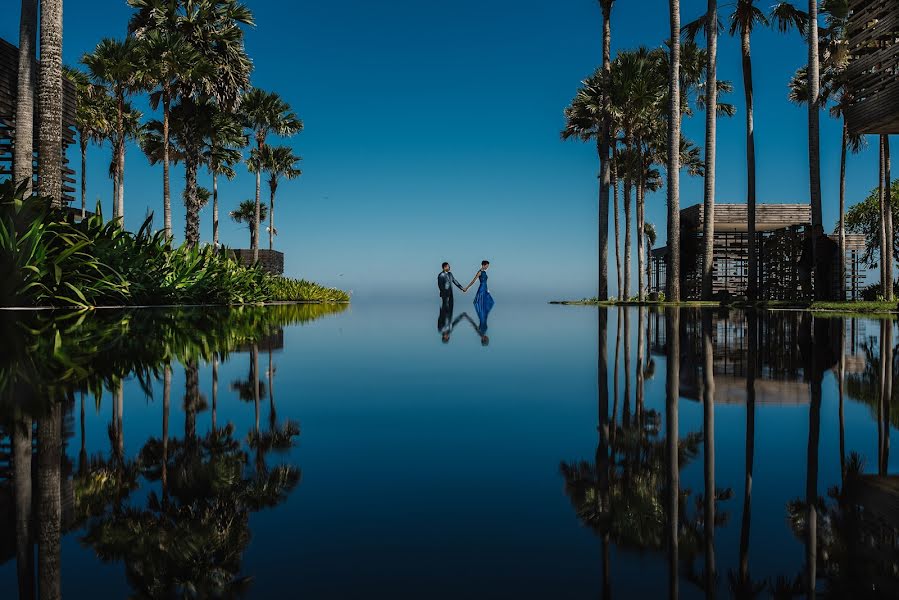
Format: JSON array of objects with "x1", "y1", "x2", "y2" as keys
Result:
[
  {"x1": 846, "y1": 0, "x2": 899, "y2": 134},
  {"x1": 680, "y1": 203, "x2": 812, "y2": 232}
]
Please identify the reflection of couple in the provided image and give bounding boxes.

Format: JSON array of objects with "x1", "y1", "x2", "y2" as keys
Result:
[{"x1": 437, "y1": 260, "x2": 495, "y2": 345}]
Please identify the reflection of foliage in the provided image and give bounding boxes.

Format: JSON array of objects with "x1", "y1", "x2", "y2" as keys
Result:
[
  {"x1": 73, "y1": 457, "x2": 139, "y2": 523},
  {"x1": 845, "y1": 338, "x2": 899, "y2": 429},
  {"x1": 83, "y1": 423, "x2": 300, "y2": 597},
  {"x1": 560, "y1": 414, "x2": 707, "y2": 553},
  {"x1": 0, "y1": 303, "x2": 347, "y2": 417}
]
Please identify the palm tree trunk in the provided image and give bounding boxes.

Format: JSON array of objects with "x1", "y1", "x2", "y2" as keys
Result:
[
  {"x1": 598, "y1": 3, "x2": 613, "y2": 302},
  {"x1": 113, "y1": 95, "x2": 124, "y2": 221},
  {"x1": 637, "y1": 144, "x2": 645, "y2": 302},
  {"x1": 881, "y1": 320, "x2": 893, "y2": 474},
  {"x1": 37, "y1": 403, "x2": 62, "y2": 600},
  {"x1": 884, "y1": 136, "x2": 893, "y2": 300},
  {"x1": 667, "y1": 0, "x2": 682, "y2": 302},
  {"x1": 163, "y1": 93, "x2": 172, "y2": 239},
  {"x1": 838, "y1": 121, "x2": 847, "y2": 300},
  {"x1": 624, "y1": 175, "x2": 632, "y2": 299},
  {"x1": 37, "y1": 0, "x2": 63, "y2": 207},
  {"x1": 740, "y1": 28, "x2": 757, "y2": 302},
  {"x1": 14, "y1": 417, "x2": 34, "y2": 600},
  {"x1": 666, "y1": 308, "x2": 680, "y2": 599},
  {"x1": 117, "y1": 141, "x2": 125, "y2": 225},
  {"x1": 806, "y1": 319, "x2": 822, "y2": 598},
  {"x1": 254, "y1": 141, "x2": 263, "y2": 261},
  {"x1": 14, "y1": 0, "x2": 37, "y2": 194},
  {"x1": 213, "y1": 172, "x2": 219, "y2": 247},
  {"x1": 807, "y1": 0, "x2": 823, "y2": 231},
  {"x1": 269, "y1": 183, "x2": 276, "y2": 250},
  {"x1": 184, "y1": 158, "x2": 200, "y2": 246},
  {"x1": 268, "y1": 349, "x2": 275, "y2": 429},
  {"x1": 612, "y1": 146, "x2": 623, "y2": 300},
  {"x1": 80, "y1": 137, "x2": 87, "y2": 219},
  {"x1": 701, "y1": 0, "x2": 718, "y2": 301},
  {"x1": 597, "y1": 308, "x2": 610, "y2": 520},
  {"x1": 253, "y1": 345, "x2": 261, "y2": 433},
  {"x1": 702, "y1": 311, "x2": 715, "y2": 594},
  {"x1": 881, "y1": 138, "x2": 889, "y2": 295}
]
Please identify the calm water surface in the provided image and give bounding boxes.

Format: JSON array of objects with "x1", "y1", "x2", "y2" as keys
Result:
[{"x1": 2, "y1": 302, "x2": 898, "y2": 598}]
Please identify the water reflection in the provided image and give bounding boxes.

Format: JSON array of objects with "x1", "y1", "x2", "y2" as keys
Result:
[
  {"x1": 562, "y1": 308, "x2": 899, "y2": 598},
  {"x1": 0, "y1": 304, "x2": 345, "y2": 598}
]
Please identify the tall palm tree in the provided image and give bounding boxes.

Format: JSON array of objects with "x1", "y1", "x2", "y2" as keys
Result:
[
  {"x1": 882, "y1": 138, "x2": 893, "y2": 299},
  {"x1": 37, "y1": 0, "x2": 64, "y2": 206},
  {"x1": 133, "y1": 29, "x2": 210, "y2": 239},
  {"x1": 231, "y1": 199, "x2": 268, "y2": 249},
  {"x1": 598, "y1": 0, "x2": 616, "y2": 301},
  {"x1": 668, "y1": 0, "x2": 683, "y2": 301},
  {"x1": 14, "y1": 0, "x2": 37, "y2": 194},
  {"x1": 252, "y1": 145, "x2": 302, "y2": 251},
  {"x1": 701, "y1": 1, "x2": 718, "y2": 300},
  {"x1": 82, "y1": 38, "x2": 140, "y2": 223},
  {"x1": 203, "y1": 108, "x2": 246, "y2": 247},
  {"x1": 240, "y1": 88, "x2": 302, "y2": 261}
]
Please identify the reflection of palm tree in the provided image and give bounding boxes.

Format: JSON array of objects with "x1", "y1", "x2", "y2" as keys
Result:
[
  {"x1": 701, "y1": 311, "x2": 716, "y2": 594},
  {"x1": 666, "y1": 308, "x2": 680, "y2": 599},
  {"x1": 37, "y1": 403, "x2": 62, "y2": 600},
  {"x1": 231, "y1": 346, "x2": 265, "y2": 433},
  {"x1": 13, "y1": 417, "x2": 35, "y2": 600}
]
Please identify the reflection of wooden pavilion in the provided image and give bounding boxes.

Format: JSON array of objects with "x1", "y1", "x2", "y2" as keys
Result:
[
  {"x1": 0, "y1": 37, "x2": 78, "y2": 206},
  {"x1": 649, "y1": 203, "x2": 867, "y2": 300}
]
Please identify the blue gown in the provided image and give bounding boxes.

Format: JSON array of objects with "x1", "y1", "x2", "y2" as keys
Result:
[{"x1": 473, "y1": 270, "x2": 494, "y2": 324}]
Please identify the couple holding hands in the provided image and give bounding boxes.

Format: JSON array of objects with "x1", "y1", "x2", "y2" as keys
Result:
[{"x1": 437, "y1": 260, "x2": 495, "y2": 345}]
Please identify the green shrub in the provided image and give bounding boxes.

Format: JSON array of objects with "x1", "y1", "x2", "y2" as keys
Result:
[{"x1": 0, "y1": 180, "x2": 349, "y2": 307}]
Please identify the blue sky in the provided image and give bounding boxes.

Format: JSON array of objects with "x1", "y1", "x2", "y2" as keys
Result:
[{"x1": 4, "y1": 0, "x2": 897, "y2": 300}]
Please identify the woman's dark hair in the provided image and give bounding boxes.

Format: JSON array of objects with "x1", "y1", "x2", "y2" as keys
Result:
[
  {"x1": 442, "y1": 262, "x2": 449, "y2": 269},
  {"x1": 481, "y1": 260, "x2": 490, "y2": 266}
]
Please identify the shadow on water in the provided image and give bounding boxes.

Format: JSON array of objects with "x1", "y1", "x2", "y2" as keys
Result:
[
  {"x1": 0, "y1": 303, "x2": 346, "y2": 598},
  {"x1": 562, "y1": 307, "x2": 899, "y2": 599}
]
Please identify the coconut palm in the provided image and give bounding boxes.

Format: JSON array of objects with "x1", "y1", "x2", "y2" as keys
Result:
[
  {"x1": 240, "y1": 88, "x2": 303, "y2": 260},
  {"x1": 133, "y1": 29, "x2": 211, "y2": 239},
  {"x1": 667, "y1": 0, "x2": 682, "y2": 301},
  {"x1": 128, "y1": 0, "x2": 254, "y2": 112},
  {"x1": 37, "y1": 0, "x2": 64, "y2": 206},
  {"x1": 82, "y1": 37, "x2": 141, "y2": 223},
  {"x1": 14, "y1": 0, "x2": 37, "y2": 195},
  {"x1": 64, "y1": 66, "x2": 115, "y2": 219},
  {"x1": 598, "y1": 0, "x2": 616, "y2": 301},
  {"x1": 203, "y1": 108, "x2": 246, "y2": 247},
  {"x1": 250, "y1": 145, "x2": 302, "y2": 251},
  {"x1": 701, "y1": 0, "x2": 718, "y2": 300},
  {"x1": 230, "y1": 199, "x2": 268, "y2": 250}
]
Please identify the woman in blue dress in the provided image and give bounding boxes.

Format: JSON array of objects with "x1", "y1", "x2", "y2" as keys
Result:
[{"x1": 464, "y1": 260, "x2": 494, "y2": 314}]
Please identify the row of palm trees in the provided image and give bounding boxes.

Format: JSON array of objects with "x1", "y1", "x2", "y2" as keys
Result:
[
  {"x1": 14, "y1": 0, "x2": 304, "y2": 261},
  {"x1": 573, "y1": 0, "x2": 891, "y2": 302}
]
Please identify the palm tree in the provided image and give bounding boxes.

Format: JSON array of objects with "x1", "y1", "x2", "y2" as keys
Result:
[
  {"x1": 668, "y1": 0, "x2": 683, "y2": 301},
  {"x1": 882, "y1": 138, "x2": 893, "y2": 299},
  {"x1": 252, "y1": 145, "x2": 302, "y2": 251},
  {"x1": 14, "y1": 0, "x2": 37, "y2": 194},
  {"x1": 37, "y1": 0, "x2": 64, "y2": 206},
  {"x1": 133, "y1": 29, "x2": 210, "y2": 239},
  {"x1": 82, "y1": 38, "x2": 140, "y2": 223},
  {"x1": 701, "y1": 1, "x2": 718, "y2": 300},
  {"x1": 598, "y1": 0, "x2": 616, "y2": 301},
  {"x1": 231, "y1": 199, "x2": 268, "y2": 249},
  {"x1": 64, "y1": 67, "x2": 114, "y2": 219},
  {"x1": 240, "y1": 88, "x2": 303, "y2": 260},
  {"x1": 203, "y1": 108, "x2": 246, "y2": 247}
]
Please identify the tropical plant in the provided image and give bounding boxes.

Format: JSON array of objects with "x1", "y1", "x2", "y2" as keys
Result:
[
  {"x1": 249, "y1": 145, "x2": 302, "y2": 251},
  {"x1": 230, "y1": 199, "x2": 268, "y2": 250},
  {"x1": 82, "y1": 37, "x2": 142, "y2": 223},
  {"x1": 240, "y1": 89, "x2": 302, "y2": 260},
  {"x1": 844, "y1": 179, "x2": 899, "y2": 269}
]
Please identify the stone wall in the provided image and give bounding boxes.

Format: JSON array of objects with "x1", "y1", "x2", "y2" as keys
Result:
[{"x1": 229, "y1": 249, "x2": 284, "y2": 275}]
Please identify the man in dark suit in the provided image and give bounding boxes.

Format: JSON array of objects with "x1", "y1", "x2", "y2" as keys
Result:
[{"x1": 438, "y1": 262, "x2": 465, "y2": 310}]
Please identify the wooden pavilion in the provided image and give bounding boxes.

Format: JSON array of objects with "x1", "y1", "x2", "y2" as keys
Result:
[
  {"x1": 649, "y1": 203, "x2": 867, "y2": 300},
  {"x1": 0, "y1": 37, "x2": 77, "y2": 206},
  {"x1": 846, "y1": 0, "x2": 899, "y2": 134}
]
